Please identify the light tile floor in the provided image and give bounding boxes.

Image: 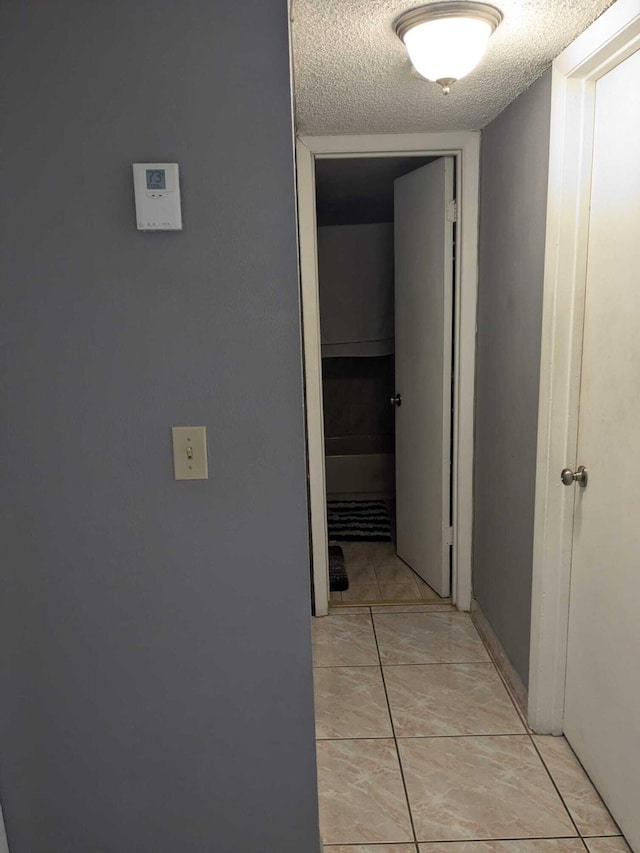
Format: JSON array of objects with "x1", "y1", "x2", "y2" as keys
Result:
[
  {"x1": 330, "y1": 542, "x2": 445, "y2": 603},
  {"x1": 313, "y1": 607, "x2": 631, "y2": 852}
]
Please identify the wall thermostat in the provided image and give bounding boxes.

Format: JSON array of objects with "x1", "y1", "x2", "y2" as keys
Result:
[{"x1": 133, "y1": 163, "x2": 182, "y2": 231}]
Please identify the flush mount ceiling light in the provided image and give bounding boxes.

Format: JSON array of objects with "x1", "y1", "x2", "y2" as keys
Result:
[{"x1": 395, "y1": 1, "x2": 502, "y2": 94}]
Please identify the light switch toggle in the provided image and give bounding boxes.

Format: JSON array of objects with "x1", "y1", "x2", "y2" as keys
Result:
[{"x1": 172, "y1": 426, "x2": 208, "y2": 480}]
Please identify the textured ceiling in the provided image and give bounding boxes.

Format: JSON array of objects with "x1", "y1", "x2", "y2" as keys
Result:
[{"x1": 291, "y1": 0, "x2": 615, "y2": 134}]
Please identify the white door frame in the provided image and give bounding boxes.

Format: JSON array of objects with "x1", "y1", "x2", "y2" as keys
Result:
[
  {"x1": 529, "y1": 0, "x2": 640, "y2": 734},
  {"x1": 296, "y1": 132, "x2": 480, "y2": 617}
]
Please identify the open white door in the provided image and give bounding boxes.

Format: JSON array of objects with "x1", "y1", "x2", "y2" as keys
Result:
[
  {"x1": 394, "y1": 157, "x2": 454, "y2": 597},
  {"x1": 561, "y1": 47, "x2": 640, "y2": 851}
]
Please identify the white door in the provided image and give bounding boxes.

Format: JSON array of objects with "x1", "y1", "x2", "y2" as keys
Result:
[
  {"x1": 394, "y1": 157, "x2": 454, "y2": 597},
  {"x1": 563, "y1": 48, "x2": 640, "y2": 852}
]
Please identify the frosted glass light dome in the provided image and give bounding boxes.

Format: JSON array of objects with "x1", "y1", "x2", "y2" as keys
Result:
[{"x1": 395, "y1": 2, "x2": 502, "y2": 94}]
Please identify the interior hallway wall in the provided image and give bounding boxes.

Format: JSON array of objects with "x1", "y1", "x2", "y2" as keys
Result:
[
  {"x1": 318, "y1": 223, "x2": 394, "y2": 357},
  {"x1": 0, "y1": 1, "x2": 319, "y2": 851},
  {"x1": 322, "y1": 356, "x2": 395, "y2": 439},
  {"x1": 473, "y1": 70, "x2": 553, "y2": 686},
  {"x1": 318, "y1": 222, "x2": 395, "y2": 441}
]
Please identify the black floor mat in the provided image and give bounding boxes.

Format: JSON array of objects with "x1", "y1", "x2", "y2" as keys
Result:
[{"x1": 329, "y1": 544, "x2": 349, "y2": 592}]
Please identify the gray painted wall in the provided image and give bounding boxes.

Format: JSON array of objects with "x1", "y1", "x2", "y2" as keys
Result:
[
  {"x1": 474, "y1": 71, "x2": 553, "y2": 686},
  {"x1": 0, "y1": 2, "x2": 319, "y2": 852}
]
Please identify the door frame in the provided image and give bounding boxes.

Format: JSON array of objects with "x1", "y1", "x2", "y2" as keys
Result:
[
  {"x1": 529, "y1": 0, "x2": 640, "y2": 733},
  {"x1": 296, "y1": 132, "x2": 480, "y2": 616}
]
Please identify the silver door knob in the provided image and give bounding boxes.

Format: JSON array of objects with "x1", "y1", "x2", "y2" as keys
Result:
[
  {"x1": 561, "y1": 465, "x2": 588, "y2": 487},
  {"x1": 390, "y1": 393, "x2": 402, "y2": 407}
]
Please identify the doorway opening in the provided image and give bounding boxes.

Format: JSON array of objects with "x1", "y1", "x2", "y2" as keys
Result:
[
  {"x1": 296, "y1": 132, "x2": 480, "y2": 617},
  {"x1": 315, "y1": 154, "x2": 453, "y2": 606}
]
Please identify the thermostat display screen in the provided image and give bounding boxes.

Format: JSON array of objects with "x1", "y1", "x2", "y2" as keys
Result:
[{"x1": 146, "y1": 169, "x2": 166, "y2": 190}]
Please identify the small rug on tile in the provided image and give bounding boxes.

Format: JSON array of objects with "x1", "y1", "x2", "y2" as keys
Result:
[
  {"x1": 327, "y1": 500, "x2": 393, "y2": 542},
  {"x1": 328, "y1": 544, "x2": 349, "y2": 592}
]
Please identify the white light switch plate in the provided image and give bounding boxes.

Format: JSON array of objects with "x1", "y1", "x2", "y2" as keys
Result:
[{"x1": 172, "y1": 426, "x2": 208, "y2": 480}]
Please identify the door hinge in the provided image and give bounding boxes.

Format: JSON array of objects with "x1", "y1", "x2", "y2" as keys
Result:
[
  {"x1": 447, "y1": 199, "x2": 457, "y2": 223},
  {"x1": 445, "y1": 526, "x2": 454, "y2": 546}
]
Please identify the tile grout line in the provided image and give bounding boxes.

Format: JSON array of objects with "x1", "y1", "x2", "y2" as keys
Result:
[
  {"x1": 317, "y1": 732, "x2": 543, "y2": 741},
  {"x1": 526, "y1": 731, "x2": 584, "y2": 839},
  {"x1": 374, "y1": 613, "x2": 495, "y2": 666},
  {"x1": 352, "y1": 552, "x2": 382, "y2": 601},
  {"x1": 470, "y1": 612, "x2": 585, "y2": 842},
  {"x1": 324, "y1": 837, "x2": 590, "y2": 846},
  {"x1": 316, "y1": 608, "x2": 599, "y2": 850},
  {"x1": 384, "y1": 614, "x2": 588, "y2": 849},
  {"x1": 330, "y1": 606, "x2": 454, "y2": 613},
  {"x1": 374, "y1": 608, "x2": 585, "y2": 848},
  {"x1": 369, "y1": 608, "x2": 420, "y2": 850},
  {"x1": 335, "y1": 605, "x2": 452, "y2": 609},
  {"x1": 536, "y1": 738, "x2": 623, "y2": 841},
  {"x1": 341, "y1": 545, "x2": 445, "y2": 605},
  {"x1": 323, "y1": 847, "x2": 418, "y2": 852},
  {"x1": 527, "y1": 734, "x2": 624, "y2": 843},
  {"x1": 314, "y1": 660, "x2": 502, "y2": 668},
  {"x1": 374, "y1": 561, "x2": 421, "y2": 599}
]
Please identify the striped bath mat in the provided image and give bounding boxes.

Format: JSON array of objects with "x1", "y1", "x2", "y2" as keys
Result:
[{"x1": 327, "y1": 500, "x2": 393, "y2": 542}]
